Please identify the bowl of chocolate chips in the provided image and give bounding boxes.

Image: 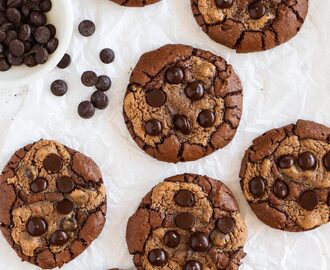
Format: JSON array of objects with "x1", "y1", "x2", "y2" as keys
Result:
[{"x1": 0, "y1": 0, "x2": 73, "y2": 88}]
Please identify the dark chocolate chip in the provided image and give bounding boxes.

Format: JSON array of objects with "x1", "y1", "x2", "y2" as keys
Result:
[
  {"x1": 298, "y1": 152, "x2": 316, "y2": 170},
  {"x1": 324, "y1": 152, "x2": 330, "y2": 171},
  {"x1": 6, "y1": 8, "x2": 21, "y2": 24},
  {"x1": 145, "y1": 119, "x2": 162, "y2": 136},
  {"x1": 197, "y1": 110, "x2": 215, "y2": 127},
  {"x1": 50, "y1": 230, "x2": 68, "y2": 246},
  {"x1": 173, "y1": 115, "x2": 192, "y2": 135},
  {"x1": 190, "y1": 232, "x2": 209, "y2": 252},
  {"x1": 7, "y1": 53, "x2": 23, "y2": 65},
  {"x1": 91, "y1": 91, "x2": 109, "y2": 110},
  {"x1": 146, "y1": 89, "x2": 166, "y2": 107},
  {"x1": 50, "y1": 80, "x2": 67, "y2": 96},
  {"x1": 27, "y1": 217, "x2": 47, "y2": 236},
  {"x1": 185, "y1": 260, "x2": 202, "y2": 270},
  {"x1": 185, "y1": 81, "x2": 204, "y2": 101},
  {"x1": 216, "y1": 217, "x2": 235, "y2": 234},
  {"x1": 57, "y1": 176, "x2": 74, "y2": 193},
  {"x1": 19, "y1": 24, "x2": 31, "y2": 41},
  {"x1": 249, "y1": 176, "x2": 265, "y2": 197},
  {"x1": 46, "y1": 37, "x2": 58, "y2": 53},
  {"x1": 0, "y1": 56, "x2": 11, "y2": 71},
  {"x1": 81, "y1": 70, "x2": 98, "y2": 87},
  {"x1": 163, "y1": 230, "x2": 180, "y2": 248},
  {"x1": 216, "y1": 0, "x2": 234, "y2": 9},
  {"x1": 174, "y1": 189, "x2": 195, "y2": 207},
  {"x1": 277, "y1": 155, "x2": 295, "y2": 169},
  {"x1": 30, "y1": 177, "x2": 48, "y2": 193},
  {"x1": 56, "y1": 199, "x2": 74, "y2": 215},
  {"x1": 78, "y1": 20, "x2": 95, "y2": 37},
  {"x1": 299, "y1": 190, "x2": 318, "y2": 211},
  {"x1": 57, "y1": 53, "x2": 70, "y2": 69},
  {"x1": 166, "y1": 66, "x2": 184, "y2": 84},
  {"x1": 175, "y1": 212, "x2": 195, "y2": 230},
  {"x1": 39, "y1": 0, "x2": 52, "y2": 12},
  {"x1": 30, "y1": 11, "x2": 46, "y2": 26},
  {"x1": 248, "y1": 0, "x2": 266, "y2": 20},
  {"x1": 78, "y1": 101, "x2": 95, "y2": 119},
  {"x1": 34, "y1": 26, "x2": 50, "y2": 43},
  {"x1": 46, "y1": 24, "x2": 56, "y2": 38},
  {"x1": 95, "y1": 75, "x2": 111, "y2": 91},
  {"x1": 148, "y1": 249, "x2": 167, "y2": 266},
  {"x1": 9, "y1": 39, "x2": 24, "y2": 56},
  {"x1": 35, "y1": 46, "x2": 48, "y2": 64},
  {"x1": 24, "y1": 54, "x2": 37, "y2": 67},
  {"x1": 273, "y1": 180, "x2": 288, "y2": 199},
  {"x1": 100, "y1": 48, "x2": 115, "y2": 64},
  {"x1": 43, "y1": 153, "x2": 63, "y2": 173}
]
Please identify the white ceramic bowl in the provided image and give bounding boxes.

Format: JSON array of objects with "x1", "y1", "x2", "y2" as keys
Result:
[{"x1": 0, "y1": 0, "x2": 73, "y2": 89}]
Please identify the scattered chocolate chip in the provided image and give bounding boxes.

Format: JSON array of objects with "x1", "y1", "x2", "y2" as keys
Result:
[
  {"x1": 56, "y1": 199, "x2": 74, "y2": 215},
  {"x1": 175, "y1": 212, "x2": 195, "y2": 230},
  {"x1": 190, "y1": 232, "x2": 209, "y2": 252},
  {"x1": 216, "y1": 0, "x2": 234, "y2": 9},
  {"x1": 323, "y1": 152, "x2": 330, "y2": 171},
  {"x1": 185, "y1": 81, "x2": 204, "y2": 101},
  {"x1": 248, "y1": 0, "x2": 266, "y2": 20},
  {"x1": 166, "y1": 66, "x2": 184, "y2": 84},
  {"x1": 27, "y1": 217, "x2": 47, "y2": 236},
  {"x1": 30, "y1": 177, "x2": 48, "y2": 193},
  {"x1": 91, "y1": 91, "x2": 109, "y2": 110},
  {"x1": 217, "y1": 217, "x2": 235, "y2": 234},
  {"x1": 100, "y1": 48, "x2": 115, "y2": 64},
  {"x1": 78, "y1": 20, "x2": 95, "y2": 37},
  {"x1": 50, "y1": 230, "x2": 68, "y2": 246},
  {"x1": 249, "y1": 176, "x2": 265, "y2": 197},
  {"x1": 273, "y1": 180, "x2": 288, "y2": 199},
  {"x1": 50, "y1": 80, "x2": 68, "y2": 96},
  {"x1": 78, "y1": 101, "x2": 95, "y2": 119},
  {"x1": 277, "y1": 155, "x2": 295, "y2": 169},
  {"x1": 57, "y1": 176, "x2": 74, "y2": 193},
  {"x1": 173, "y1": 115, "x2": 192, "y2": 135},
  {"x1": 198, "y1": 110, "x2": 215, "y2": 127},
  {"x1": 146, "y1": 89, "x2": 166, "y2": 107},
  {"x1": 299, "y1": 190, "x2": 318, "y2": 211},
  {"x1": 81, "y1": 71, "x2": 98, "y2": 87},
  {"x1": 185, "y1": 260, "x2": 202, "y2": 270},
  {"x1": 43, "y1": 154, "x2": 63, "y2": 173},
  {"x1": 298, "y1": 152, "x2": 316, "y2": 170},
  {"x1": 163, "y1": 230, "x2": 180, "y2": 248},
  {"x1": 95, "y1": 75, "x2": 111, "y2": 91},
  {"x1": 148, "y1": 249, "x2": 167, "y2": 266},
  {"x1": 145, "y1": 119, "x2": 162, "y2": 136},
  {"x1": 174, "y1": 189, "x2": 195, "y2": 207}
]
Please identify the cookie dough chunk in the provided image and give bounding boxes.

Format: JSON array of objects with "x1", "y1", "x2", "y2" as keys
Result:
[
  {"x1": 240, "y1": 120, "x2": 330, "y2": 232},
  {"x1": 123, "y1": 44, "x2": 243, "y2": 163},
  {"x1": 0, "y1": 140, "x2": 107, "y2": 269},
  {"x1": 126, "y1": 173, "x2": 248, "y2": 270},
  {"x1": 111, "y1": 0, "x2": 160, "y2": 7},
  {"x1": 191, "y1": 0, "x2": 309, "y2": 53}
]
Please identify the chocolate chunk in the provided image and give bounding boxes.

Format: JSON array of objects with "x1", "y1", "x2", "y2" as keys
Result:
[
  {"x1": 146, "y1": 89, "x2": 166, "y2": 107},
  {"x1": 175, "y1": 212, "x2": 195, "y2": 230},
  {"x1": 35, "y1": 46, "x2": 48, "y2": 64},
  {"x1": 34, "y1": 26, "x2": 50, "y2": 43},
  {"x1": 163, "y1": 230, "x2": 180, "y2": 248},
  {"x1": 185, "y1": 260, "x2": 202, "y2": 270},
  {"x1": 100, "y1": 48, "x2": 115, "y2": 64},
  {"x1": 190, "y1": 232, "x2": 209, "y2": 251},
  {"x1": 166, "y1": 66, "x2": 184, "y2": 84},
  {"x1": 173, "y1": 115, "x2": 192, "y2": 135},
  {"x1": 91, "y1": 91, "x2": 109, "y2": 110},
  {"x1": 96, "y1": 75, "x2": 112, "y2": 91},
  {"x1": 78, "y1": 101, "x2": 95, "y2": 119},
  {"x1": 145, "y1": 119, "x2": 162, "y2": 136},
  {"x1": 216, "y1": 0, "x2": 234, "y2": 9},
  {"x1": 57, "y1": 53, "x2": 71, "y2": 69},
  {"x1": 27, "y1": 217, "x2": 47, "y2": 236},
  {"x1": 78, "y1": 20, "x2": 95, "y2": 37},
  {"x1": 56, "y1": 199, "x2": 74, "y2": 215},
  {"x1": 30, "y1": 177, "x2": 48, "y2": 193},
  {"x1": 273, "y1": 180, "x2": 288, "y2": 199},
  {"x1": 174, "y1": 189, "x2": 195, "y2": 207},
  {"x1": 248, "y1": 0, "x2": 266, "y2": 20},
  {"x1": 81, "y1": 71, "x2": 98, "y2": 87},
  {"x1": 298, "y1": 152, "x2": 316, "y2": 170},
  {"x1": 299, "y1": 190, "x2": 318, "y2": 211},
  {"x1": 9, "y1": 39, "x2": 24, "y2": 56},
  {"x1": 277, "y1": 155, "x2": 295, "y2": 169},
  {"x1": 249, "y1": 177, "x2": 265, "y2": 197},
  {"x1": 43, "y1": 154, "x2": 63, "y2": 173},
  {"x1": 324, "y1": 152, "x2": 330, "y2": 171},
  {"x1": 57, "y1": 176, "x2": 74, "y2": 193},
  {"x1": 185, "y1": 81, "x2": 204, "y2": 101},
  {"x1": 148, "y1": 249, "x2": 167, "y2": 266},
  {"x1": 50, "y1": 80, "x2": 67, "y2": 96},
  {"x1": 217, "y1": 217, "x2": 235, "y2": 234},
  {"x1": 50, "y1": 230, "x2": 68, "y2": 246},
  {"x1": 197, "y1": 110, "x2": 215, "y2": 127}
]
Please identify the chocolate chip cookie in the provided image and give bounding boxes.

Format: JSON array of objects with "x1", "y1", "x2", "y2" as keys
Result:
[
  {"x1": 191, "y1": 0, "x2": 309, "y2": 53},
  {"x1": 123, "y1": 44, "x2": 243, "y2": 163},
  {"x1": 111, "y1": 0, "x2": 160, "y2": 7},
  {"x1": 240, "y1": 120, "x2": 330, "y2": 232},
  {"x1": 0, "y1": 140, "x2": 107, "y2": 269},
  {"x1": 126, "y1": 173, "x2": 248, "y2": 269}
]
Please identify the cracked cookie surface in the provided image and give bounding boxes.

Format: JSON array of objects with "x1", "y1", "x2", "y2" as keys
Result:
[
  {"x1": 191, "y1": 0, "x2": 309, "y2": 53},
  {"x1": 123, "y1": 44, "x2": 243, "y2": 163},
  {"x1": 111, "y1": 0, "x2": 160, "y2": 7},
  {"x1": 240, "y1": 120, "x2": 330, "y2": 232},
  {"x1": 0, "y1": 140, "x2": 107, "y2": 269},
  {"x1": 126, "y1": 173, "x2": 248, "y2": 270}
]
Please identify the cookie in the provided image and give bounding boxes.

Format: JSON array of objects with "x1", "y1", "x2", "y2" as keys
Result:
[
  {"x1": 191, "y1": 0, "x2": 308, "y2": 53},
  {"x1": 240, "y1": 120, "x2": 330, "y2": 232},
  {"x1": 0, "y1": 140, "x2": 107, "y2": 269},
  {"x1": 126, "y1": 173, "x2": 248, "y2": 269},
  {"x1": 111, "y1": 0, "x2": 161, "y2": 7},
  {"x1": 123, "y1": 44, "x2": 243, "y2": 163}
]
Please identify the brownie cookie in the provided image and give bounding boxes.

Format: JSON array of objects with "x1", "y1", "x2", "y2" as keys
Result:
[
  {"x1": 0, "y1": 140, "x2": 107, "y2": 269},
  {"x1": 111, "y1": 0, "x2": 160, "y2": 7},
  {"x1": 191, "y1": 0, "x2": 308, "y2": 53},
  {"x1": 240, "y1": 120, "x2": 330, "y2": 232},
  {"x1": 126, "y1": 174, "x2": 247, "y2": 270},
  {"x1": 123, "y1": 44, "x2": 243, "y2": 163}
]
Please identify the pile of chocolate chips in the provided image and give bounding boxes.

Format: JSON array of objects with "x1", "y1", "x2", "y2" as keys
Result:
[{"x1": 0, "y1": 0, "x2": 58, "y2": 71}]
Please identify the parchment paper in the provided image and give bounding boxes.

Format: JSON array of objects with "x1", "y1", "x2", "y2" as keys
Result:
[{"x1": 0, "y1": 0, "x2": 329, "y2": 269}]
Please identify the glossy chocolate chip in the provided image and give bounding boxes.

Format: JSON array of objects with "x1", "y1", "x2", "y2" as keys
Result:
[
  {"x1": 43, "y1": 154, "x2": 63, "y2": 173},
  {"x1": 100, "y1": 48, "x2": 115, "y2": 64},
  {"x1": 78, "y1": 101, "x2": 95, "y2": 119},
  {"x1": 146, "y1": 89, "x2": 166, "y2": 107},
  {"x1": 198, "y1": 110, "x2": 215, "y2": 127},
  {"x1": 277, "y1": 155, "x2": 294, "y2": 169},
  {"x1": 248, "y1": 0, "x2": 266, "y2": 20},
  {"x1": 50, "y1": 80, "x2": 67, "y2": 96},
  {"x1": 175, "y1": 212, "x2": 195, "y2": 230},
  {"x1": 57, "y1": 176, "x2": 74, "y2": 193},
  {"x1": 217, "y1": 217, "x2": 235, "y2": 234},
  {"x1": 27, "y1": 217, "x2": 47, "y2": 236},
  {"x1": 50, "y1": 230, "x2": 68, "y2": 246},
  {"x1": 185, "y1": 81, "x2": 204, "y2": 101},
  {"x1": 30, "y1": 177, "x2": 48, "y2": 193},
  {"x1": 78, "y1": 20, "x2": 95, "y2": 37},
  {"x1": 300, "y1": 190, "x2": 318, "y2": 211},
  {"x1": 174, "y1": 189, "x2": 195, "y2": 207},
  {"x1": 91, "y1": 91, "x2": 109, "y2": 110},
  {"x1": 298, "y1": 152, "x2": 316, "y2": 170},
  {"x1": 57, "y1": 53, "x2": 71, "y2": 69},
  {"x1": 216, "y1": 0, "x2": 234, "y2": 9},
  {"x1": 190, "y1": 232, "x2": 209, "y2": 252},
  {"x1": 30, "y1": 11, "x2": 47, "y2": 26},
  {"x1": 56, "y1": 199, "x2": 74, "y2": 215},
  {"x1": 273, "y1": 180, "x2": 288, "y2": 199},
  {"x1": 323, "y1": 152, "x2": 330, "y2": 171},
  {"x1": 173, "y1": 115, "x2": 192, "y2": 135},
  {"x1": 95, "y1": 75, "x2": 111, "y2": 91},
  {"x1": 166, "y1": 66, "x2": 184, "y2": 84},
  {"x1": 46, "y1": 37, "x2": 58, "y2": 54},
  {"x1": 145, "y1": 119, "x2": 162, "y2": 136},
  {"x1": 81, "y1": 71, "x2": 98, "y2": 87},
  {"x1": 163, "y1": 230, "x2": 180, "y2": 248},
  {"x1": 148, "y1": 249, "x2": 167, "y2": 266},
  {"x1": 249, "y1": 177, "x2": 265, "y2": 197},
  {"x1": 185, "y1": 260, "x2": 202, "y2": 270}
]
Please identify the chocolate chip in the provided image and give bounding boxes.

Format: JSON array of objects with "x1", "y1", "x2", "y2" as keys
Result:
[
  {"x1": 35, "y1": 46, "x2": 48, "y2": 64},
  {"x1": 7, "y1": 53, "x2": 23, "y2": 65},
  {"x1": 39, "y1": 0, "x2": 52, "y2": 12},
  {"x1": 56, "y1": 199, "x2": 74, "y2": 215},
  {"x1": 78, "y1": 101, "x2": 95, "y2": 119},
  {"x1": 6, "y1": 8, "x2": 21, "y2": 24},
  {"x1": 9, "y1": 39, "x2": 24, "y2": 56},
  {"x1": 323, "y1": 152, "x2": 330, "y2": 171},
  {"x1": 185, "y1": 81, "x2": 204, "y2": 101},
  {"x1": 96, "y1": 75, "x2": 111, "y2": 91},
  {"x1": 148, "y1": 249, "x2": 167, "y2": 266},
  {"x1": 146, "y1": 89, "x2": 166, "y2": 107},
  {"x1": 299, "y1": 190, "x2": 318, "y2": 211},
  {"x1": 273, "y1": 180, "x2": 288, "y2": 199},
  {"x1": 163, "y1": 230, "x2": 180, "y2": 248},
  {"x1": 43, "y1": 154, "x2": 63, "y2": 173},
  {"x1": 24, "y1": 54, "x2": 37, "y2": 67},
  {"x1": 50, "y1": 80, "x2": 67, "y2": 96},
  {"x1": 30, "y1": 10, "x2": 46, "y2": 26},
  {"x1": 81, "y1": 71, "x2": 98, "y2": 87},
  {"x1": 145, "y1": 119, "x2": 162, "y2": 136},
  {"x1": 34, "y1": 26, "x2": 50, "y2": 43},
  {"x1": 46, "y1": 37, "x2": 58, "y2": 53},
  {"x1": 91, "y1": 91, "x2": 109, "y2": 110},
  {"x1": 50, "y1": 230, "x2": 68, "y2": 246},
  {"x1": 100, "y1": 48, "x2": 115, "y2": 64},
  {"x1": 174, "y1": 189, "x2": 195, "y2": 207},
  {"x1": 216, "y1": 0, "x2": 234, "y2": 9},
  {"x1": 175, "y1": 212, "x2": 195, "y2": 230},
  {"x1": 185, "y1": 260, "x2": 202, "y2": 270},
  {"x1": 277, "y1": 155, "x2": 295, "y2": 169},
  {"x1": 78, "y1": 20, "x2": 95, "y2": 37},
  {"x1": 57, "y1": 53, "x2": 71, "y2": 69},
  {"x1": 173, "y1": 115, "x2": 192, "y2": 135},
  {"x1": 166, "y1": 66, "x2": 184, "y2": 84},
  {"x1": 57, "y1": 176, "x2": 74, "y2": 193},
  {"x1": 248, "y1": 0, "x2": 266, "y2": 20},
  {"x1": 190, "y1": 232, "x2": 209, "y2": 251},
  {"x1": 216, "y1": 217, "x2": 235, "y2": 234},
  {"x1": 30, "y1": 177, "x2": 47, "y2": 193},
  {"x1": 249, "y1": 176, "x2": 265, "y2": 197},
  {"x1": 46, "y1": 24, "x2": 56, "y2": 38},
  {"x1": 18, "y1": 24, "x2": 31, "y2": 41},
  {"x1": 298, "y1": 152, "x2": 316, "y2": 170},
  {"x1": 0, "y1": 56, "x2": 11, "y2": 71},
  {"x1": 27, "y1": 217, "x2": 47, "y2": 236},
  {"x1": 198, "y1": 110, "x2": 215, "y2": 127}
]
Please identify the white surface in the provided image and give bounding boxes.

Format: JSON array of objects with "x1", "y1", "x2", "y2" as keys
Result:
[
  {"x1": 0, "y1": 0, "x2": 73, "y2": 89},
  {"x1": 0, "y1": 0, "x2": 329, "y2": 269}
]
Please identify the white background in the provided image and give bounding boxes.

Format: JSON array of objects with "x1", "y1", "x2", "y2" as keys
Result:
[{"x1": 0, "y1": 0, "x2": 329, "y2": 269}]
